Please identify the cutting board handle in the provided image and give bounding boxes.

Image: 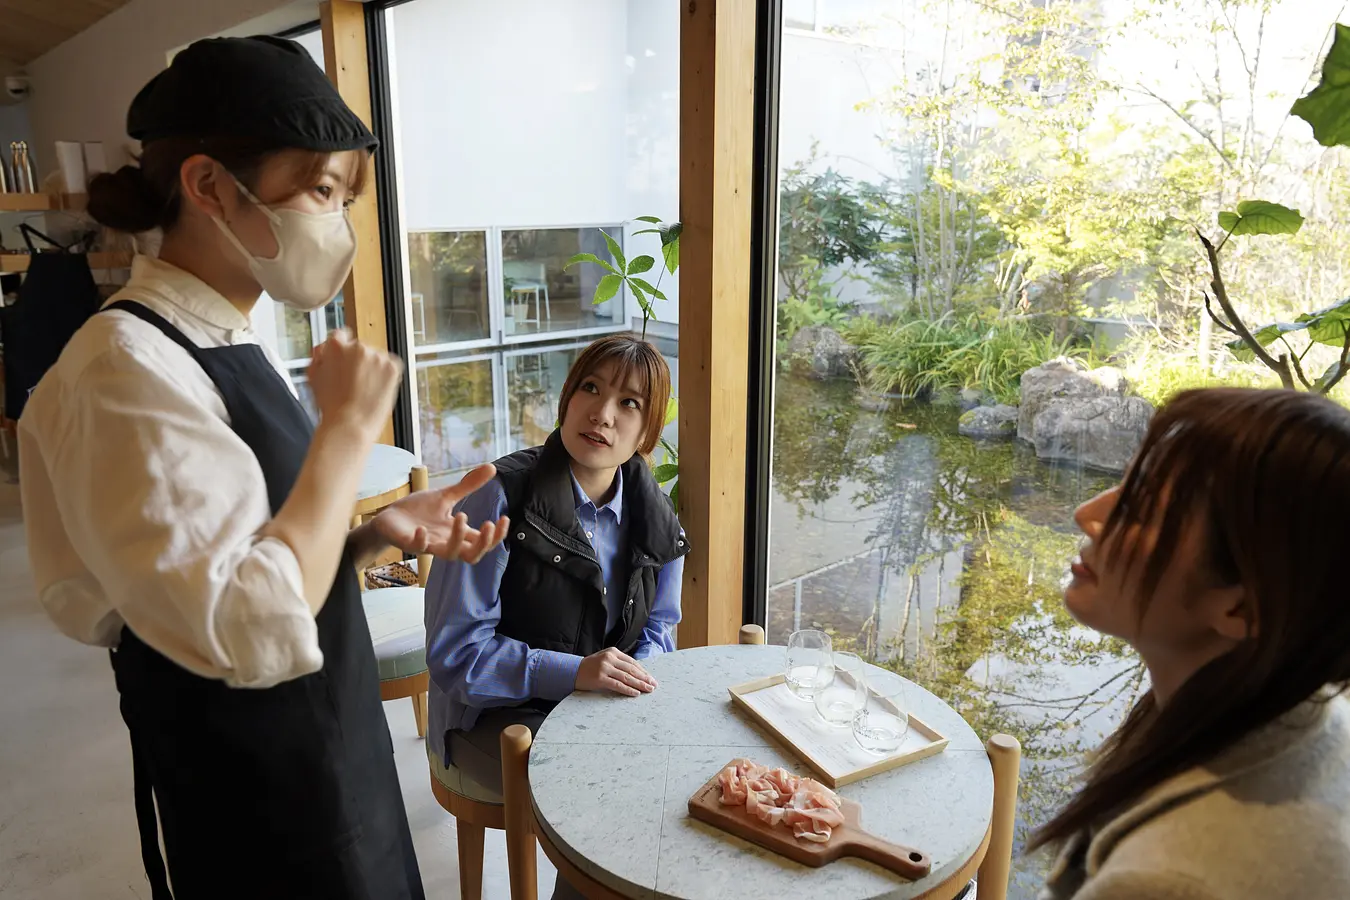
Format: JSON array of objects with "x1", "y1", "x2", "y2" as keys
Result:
[{"x1": 839, "y1": 830, "x2": 932, "y2": 880}]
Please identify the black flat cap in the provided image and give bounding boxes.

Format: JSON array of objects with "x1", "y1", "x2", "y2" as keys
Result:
[{"x1": 127, "y1": 35, "x2": 377, "y2": 152}]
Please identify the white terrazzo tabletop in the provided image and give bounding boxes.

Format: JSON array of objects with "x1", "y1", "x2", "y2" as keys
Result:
[
  {"x1": 530, "y1": 644, "x2": 993, "y2": 900},
  {"x1": 357, "y1": 443, "x2": 420, "y2": 501}
]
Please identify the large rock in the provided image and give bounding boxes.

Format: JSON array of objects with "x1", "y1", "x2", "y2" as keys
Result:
[
  {"x1": 1017, "y1": 357, "x2": 1128, "y2": 443},
  {"x1": 1030, "y1": 396, "x2": 1155, "y2": 473},
  {"x1": 958, "y1": 404, "x2": 1020, "y2": 439},
  {"x1": 786, "y1": 325, "x2": 858, "y2": 381}
]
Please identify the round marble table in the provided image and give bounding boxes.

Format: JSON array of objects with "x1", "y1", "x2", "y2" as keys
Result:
[
  {"x1": 355, "y1": 443, "x2": 421, "y2": 515},
  {"x1": 530, "y1": 644, "x2": 993, "y2": 900}
]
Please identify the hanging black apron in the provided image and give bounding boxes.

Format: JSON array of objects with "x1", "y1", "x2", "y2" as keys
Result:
[
  {"x1": 0, "y1": 226, "x2": 102, "y2": 420},
  {"x1": 103, "y1": 300, "x2": 424, "y2": 900}
]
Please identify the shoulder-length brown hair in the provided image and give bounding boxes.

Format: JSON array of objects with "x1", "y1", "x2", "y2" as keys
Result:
[
  {"x1": 556, "y1": 335, "x2": 672, "y2": 458},
  {"x1": 1032, "y1": 387, "x2": 1350, "y2": 850}
]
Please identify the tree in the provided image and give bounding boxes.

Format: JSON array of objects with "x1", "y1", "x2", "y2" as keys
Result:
[{"x1": 1198, "y1": 24, "x2": 1350, "y2": 394}]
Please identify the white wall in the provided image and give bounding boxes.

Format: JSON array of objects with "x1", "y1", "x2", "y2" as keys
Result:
[
  {"x1": 623, "y1": 0, "x2": 681, "y2": 324},
  {"x1": 391, "y1": 0, "x2": 629, "y2": 230},
  {"x1": 24, "y1": 0, "x2": 304, "y2": 177}
]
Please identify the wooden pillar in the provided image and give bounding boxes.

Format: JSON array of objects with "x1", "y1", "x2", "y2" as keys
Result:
[
  {"x1": 678, "y1": 0, "x2": 757, "y2": 648},
  {"x1": 321, "y1": 0, "x2": 394, "y2": 445}
]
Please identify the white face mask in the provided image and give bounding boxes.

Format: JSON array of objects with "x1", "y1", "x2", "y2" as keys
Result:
[{"x1": 211, "y1": 176, "x2": 357, "y2": 311}]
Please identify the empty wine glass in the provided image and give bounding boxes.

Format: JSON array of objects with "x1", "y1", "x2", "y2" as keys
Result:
[
  {"x1": 852, "y1": 670, "x2": 911, "y2": 754},
  {"x1": 784, "y1": 630, "x2": 833, "y2": 701},
  {"x1": 813, "y1": 651, "x2": 867, "y2": 727}
]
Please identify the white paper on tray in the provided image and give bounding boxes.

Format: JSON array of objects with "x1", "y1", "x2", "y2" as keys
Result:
[{"x1": 738, "y1": 681, "x2": 934, "y2": 782}]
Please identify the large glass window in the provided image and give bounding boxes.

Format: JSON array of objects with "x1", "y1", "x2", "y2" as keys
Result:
[
  {"x1": 385, "y1": 0, "x2": 679, "y2": 466},
  {"x1": 408, "y1": 231, "x2": 491, "y2": 347},
  {"x1": 502, "y1": 228, "x2": 624, "y2": 338},
  {"x1": 765, "y1": 2, "x2": 1347, "y2": 893}
]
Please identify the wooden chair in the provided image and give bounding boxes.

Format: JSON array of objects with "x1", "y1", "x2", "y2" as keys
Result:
[
  {"x1": 353, "y1": 461, "x2": 433, "y2": 737},
  {"x1": 501, "y1": 622, "x2": 1021, "y2": 900},
  {"x1": 428, "y1": 742, "x2": 506, "y2": 900}
]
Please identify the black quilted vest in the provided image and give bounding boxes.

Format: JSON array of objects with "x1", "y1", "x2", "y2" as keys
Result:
[{"x1": 494, "y1": 430, "x2": 688, "y2": 660}]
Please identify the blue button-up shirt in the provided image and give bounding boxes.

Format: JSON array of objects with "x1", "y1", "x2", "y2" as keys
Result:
[{"x1": 425, "y1": 467, "x2": 683, "y2": 764}]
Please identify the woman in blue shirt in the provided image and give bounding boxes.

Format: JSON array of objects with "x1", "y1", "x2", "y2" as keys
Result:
[{"x1": 424, "y1": 334, "x2": 687, "y2": 803}]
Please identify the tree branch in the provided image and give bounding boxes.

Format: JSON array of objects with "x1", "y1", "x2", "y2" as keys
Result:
[
  {"x1": 1204, "y1": 293, "x2": 1240, "y2": 336},
  {"x1": 1198, "y1": 229, "x2": 1295, "y2": 388},
  {"x1": 1131, "y1": 85, "x2": 1239, "y2": 176},
  {"x1": 1319, "y1": 325, "x2": 1350, "y2": 395},
  {"x1": 1282, "y1": 338, "x2": 1314, "y2": 390}
]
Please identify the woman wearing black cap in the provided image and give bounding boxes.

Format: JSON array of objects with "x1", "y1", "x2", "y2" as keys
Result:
[{"x1": 18, "y1": 37, "x2": 503, "y2": 899}]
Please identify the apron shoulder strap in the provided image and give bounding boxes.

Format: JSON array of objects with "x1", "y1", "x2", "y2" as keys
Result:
[{"x1": 104, "y1": 299, "x2": 203, "y2": 361}]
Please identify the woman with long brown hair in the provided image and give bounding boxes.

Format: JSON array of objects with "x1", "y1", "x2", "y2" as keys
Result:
[{"x1": 1035, "y1": 387, "x2": 1350, "y2": 899}]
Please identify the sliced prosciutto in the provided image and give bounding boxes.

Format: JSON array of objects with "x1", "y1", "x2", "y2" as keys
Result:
[{"x1": 716, "y1": 759, "x2": 845, "y2": 843}]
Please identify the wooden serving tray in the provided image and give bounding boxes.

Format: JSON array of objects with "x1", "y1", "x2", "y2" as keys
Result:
[
  {"x1": 688, "y1": 764, "x2": 932, "y2": 880},
  {"x1": 729, "y1": 674, "x2": 948, "y2": 788}
]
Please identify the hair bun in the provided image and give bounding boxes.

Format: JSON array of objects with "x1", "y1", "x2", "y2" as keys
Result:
[{"x1": 87, "y1": 164, "x2": 164, "y2": 233}]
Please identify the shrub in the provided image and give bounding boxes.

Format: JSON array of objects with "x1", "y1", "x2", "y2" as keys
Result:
[{"x1": 844, "y1": 314, "x2": 1094, "y2": 404}]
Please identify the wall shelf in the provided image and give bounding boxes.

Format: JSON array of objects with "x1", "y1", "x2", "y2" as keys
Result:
[
  {"x1": 0, "y1": 251, "x2": 133, "y2": 273},
  {"x1": 0, "y1": 193, "x2": 88, "y2": 213}
]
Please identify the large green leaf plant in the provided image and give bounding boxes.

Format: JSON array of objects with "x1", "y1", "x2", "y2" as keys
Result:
[
  {"x1": 565, "y1": 219, "x2": 683, "y2": 509},
  {"x1": 1200, "y1": 24, "x2": 1350, "y2": 394}
]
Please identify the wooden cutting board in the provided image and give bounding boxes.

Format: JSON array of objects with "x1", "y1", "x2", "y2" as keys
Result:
[{"x1": 687, "y1": 765, "x2": 932, "y2": 880}]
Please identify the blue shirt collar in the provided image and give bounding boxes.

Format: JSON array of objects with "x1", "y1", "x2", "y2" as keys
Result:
[{"x1": 569, "y1": 465, "x2": 624, "y2": 523}]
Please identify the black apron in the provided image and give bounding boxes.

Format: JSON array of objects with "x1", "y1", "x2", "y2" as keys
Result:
[
  {"x1": 0, "y1": 226, "x2": 102, "y2": 420},
  {"x1": 103, "y1": 301, "x2": 424, "y2": 900}
]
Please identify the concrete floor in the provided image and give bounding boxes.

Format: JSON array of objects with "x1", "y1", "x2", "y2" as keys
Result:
[{"x1": 0, "y1": 475, "x2": 558, "y2": 899}]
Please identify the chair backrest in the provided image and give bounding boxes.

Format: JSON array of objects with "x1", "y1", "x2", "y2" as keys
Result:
[
  {"x1": 502, "y1": 260, "x2": 546, "y2": 284},
  {"x1": 353, "y1": 463, "x2": 432, "y2": 588}
]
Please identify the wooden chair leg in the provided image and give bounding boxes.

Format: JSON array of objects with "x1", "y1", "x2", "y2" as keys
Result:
[
  {"x1": 978, "y1": 733, "x2": 1021, "y2": 900},
  {"x1": 456, "y1": 818, "x2": 486, "y2": 900},
  {"x1": 739, "y1": 624, "x2": 766, "y2": 645},
  {"x1": 502, "y1": 724, "x2": 539, "y2": 900},
  {"x1": 412, "y1": 691, "x2": 428, "y2": 738}
]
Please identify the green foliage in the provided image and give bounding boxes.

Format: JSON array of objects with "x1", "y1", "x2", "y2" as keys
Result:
[
  {"x1": 566, "y1": 217, "x2": 681, "y2": 340},
  {"x1": 777, "y1": 260, "x2": 852, "y2": 342},
  {"x1": 1217, "y1": 201, "x2": 1305, "y2": 238},
  {"x1": 844, "y1": 315, "x2": 1094, "y2": 405},
  {"x1": 1292, "y1": 23, "x2": 1350, "y2": 147},
  {"x1": 778, "y1": 161, "x2": 884, "y2": 308}
]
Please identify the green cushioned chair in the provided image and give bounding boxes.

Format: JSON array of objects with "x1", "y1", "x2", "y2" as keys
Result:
[
  {"x1": 427, "y1": 731, "x2": 505, "y2": 900},
  {"x1": 362, "y1": 586, "x2": 430, "y2": 737}
]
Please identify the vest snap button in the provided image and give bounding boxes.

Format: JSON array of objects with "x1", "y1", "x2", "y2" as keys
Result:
[
  {"x1": 553, "y1": 555, "x2": 562, "y2": 563},
  {"x1": 516, "y1": 533, "x2": 525, "y2": 541}
]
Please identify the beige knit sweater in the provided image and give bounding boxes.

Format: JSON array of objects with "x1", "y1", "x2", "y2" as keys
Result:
[{"x1": 1039, "y1": 695, "x2": 1350, "y2": 900}]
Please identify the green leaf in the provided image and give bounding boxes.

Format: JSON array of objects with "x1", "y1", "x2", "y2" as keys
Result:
[
  {"x1": 1221, "y1": 200, "x2": 1304, "y2": 237},
  {"x1": 668, "y1": 480, "x2": 679, "y2": 512},
  {"x1": 659, "y1": 222, "x2": 683, "y2": 245},
  {"x1": 664, "y1": 396, "x2": 679, "y2": 427},
  {"x1": 1292, "y1": 24, "x2": 1350, "y2": 148},
  {"x1": 1225, "y1": 320, "x2": 1306, "y2": 361},
  {"x1": 594, "y1": 274, "x2": 623, "y2": 305},
  {"x1": 1315, "y1": 358, "x2": 1346, "y2": 393},
  {"x1": 658, "y1": 436, "x2": 678, "y2": 460},
  {"x1": 661, "y1": 236, "x2": 679, "y2": 275},
  {"x1": 629, "y1": 278, "x2": 668, "y2": 303},
  {"x1": 627, "y1": 255, "x2": 655, "y2": 275},
  {"x1": 635, "y1": 215, "x2": 662, "y2": 224},
  {"x1": 1296, "y1": 297, "x2": 1350, "y2": 346},
  {"x1": 652, "y1": 463, "x2": 679, "y2": 484},
  {"x1": 633, "y1": 228, "x2": 660, "y2": 236},
  {"x1": 564, "y1": 252, "x2": 618, "y2": 274},
  {"x1": 601, "y1": 230, "x2": 627, "y2": 273}
]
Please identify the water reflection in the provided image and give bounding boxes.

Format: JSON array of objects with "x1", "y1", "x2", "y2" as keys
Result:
[{"x1": 769, "y1": 376, "x2": 1141, "y2": 895}]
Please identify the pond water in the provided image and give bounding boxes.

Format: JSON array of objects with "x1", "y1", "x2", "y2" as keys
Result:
[{"x1": 768, "y1": 376, "x2": 1143, "y2": 897}]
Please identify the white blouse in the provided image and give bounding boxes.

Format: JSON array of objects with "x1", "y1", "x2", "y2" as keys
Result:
[{"x1": 19, "y1": 255, "x2": 322, "y2": 689}]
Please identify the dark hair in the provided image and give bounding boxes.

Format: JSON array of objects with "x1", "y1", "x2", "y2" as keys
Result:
[
  {"x1": 87, "y1": 136, "x2": 369, "y2": 233},
  {"x1": 1031, "y1": 387, "x2": 1350, "y2": 850},
  {"x1": 557, "y1": 335, "x2": 672, "y2": 457}
]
